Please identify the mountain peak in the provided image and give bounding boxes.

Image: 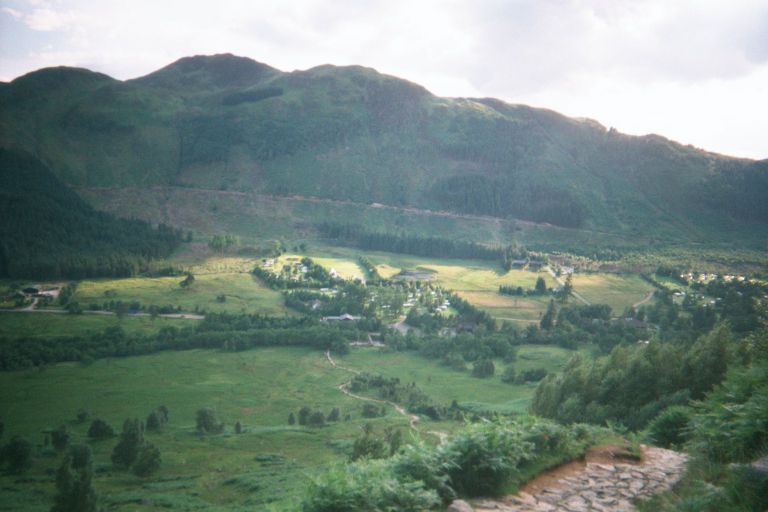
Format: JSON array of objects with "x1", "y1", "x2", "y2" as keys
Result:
[{"x1": 131, "y1": 53, "x2": 278, "y2": 89}]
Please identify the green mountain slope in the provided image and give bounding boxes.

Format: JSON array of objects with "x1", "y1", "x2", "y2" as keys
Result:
[
  {"x1": 1, "y1": 53, "x2": 766, "y2": 245},
  {"x1": 0, "y1": 149, "x2": 181, "y2": 279}
]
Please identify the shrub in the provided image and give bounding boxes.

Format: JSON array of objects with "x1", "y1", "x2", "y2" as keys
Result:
[
  {"x1": 471, "y1": 359, "x2": 495, "y2": 378},
  {"x1": 51, "y1": 426, "x2": 70, "y2": 452},
  {"x1": 307, "y1": 411, "x2": 326, "y2": 427},
  {"x1": 132, "y1": 443, "x2": 161, "y2": 477},
  {"x1": 500, "y1": 367, "x2": 516, "y2": 383},
  {"x1": 442, "y1": 420, "x2": 533, "y2": 496},
  {"x1": 195, "y1": 408, "x2": 224, "y2": 434},
  {"x1": 302, "y1": 459, "x2": 441, "y2": 512},
  {"x1": 646, "y1": 406, "x2": 692, "y2": 448},
  {"x1": 0, "y1": 436, "x2": 33, "y2": 474},
  {"x1": 689, "y1": 363, "x2": 768, "y2": 462},
  {"x1": 362, "y1": 403, "x2": 382, "y2": 418},
  {"x1": 87, "y1": 419, "x2": 115, "y2": 439}
]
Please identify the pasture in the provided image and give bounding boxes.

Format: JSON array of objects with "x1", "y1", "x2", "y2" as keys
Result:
[
  {"x1": 0, "y1": 343, "x2": 575, "y2": 510},
  {"x1": 73, "y1": 272, "x2": 289, "y2": 316},
  {"x1": 0, "y1": 312, "x2": 194, "y2": 338},
  {"x1": 570, "y1": 273, "x2": 655, "y2": 313}
]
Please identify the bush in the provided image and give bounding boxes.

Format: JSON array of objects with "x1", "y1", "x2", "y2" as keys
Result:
[
  {"x1": 302, "y1": 459, "x2": 441, "y2": 512},
  {"x1": 302, "y1": 417, "x2": 593, "y2": 508},
  {"x1": 500, "y1": 366, "x2": 516, "y2": 383},
  {"x1": 689, "y1": 363, "x2": 768, "y2": 462},
  {"x1": 132, "y1": 443, "x2": 161, "y2": 477},
  {"x1": 515, "y1": 368, "x2": 548, "y2": 384},
  {"x1": 307, "y1": 411, "x2": 326, "y2": 427},
  {"x1": 471, "y1": 359, "x2": 495, "y2": 378},
  {"x1": 51, "y1": 425, "x2": 70, "y2": 452},
  {"x1": 87, "y1": 419, "x2": 115, "y2": 439},
  {"x1": 0, "y1": 436, "x2": 33, "y2": 474},
  {"x1": 646, "y1": 406, "x2": 692, "y2": 448},
  {"x1": 442, "y1": 420, "x2": 533, "y2": 496},
  {"x1": 362, "y1": 403, "x2": 382, "y2": 418},
  {"x1": 195, "y1": 408, "x2": 224, "y2": 434}
]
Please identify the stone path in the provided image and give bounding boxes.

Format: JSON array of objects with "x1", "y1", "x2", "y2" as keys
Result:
[{"x1": 468, "y1": 446, "x2": 687, "y2": 512}]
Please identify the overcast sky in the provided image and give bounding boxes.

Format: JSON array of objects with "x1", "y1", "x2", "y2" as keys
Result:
[{"x1": 1, "y1": 0, "x2": 766, "y2": 159}]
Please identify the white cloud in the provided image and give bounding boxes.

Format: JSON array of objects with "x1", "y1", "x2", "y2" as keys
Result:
[
  {"x1": 24, "y1": 7, "x2": 76, "y2": 31},
  {"x1": 1, "y1": 6, "x2": 22, "y2": 18}
]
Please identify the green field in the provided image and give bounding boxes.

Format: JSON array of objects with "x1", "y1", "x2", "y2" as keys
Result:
[
  {"x1": 570, "y1": 273, "x2": 655, "y2": 313},
  {"x1": 339, "y1": 345, "x2": 579, "y2": 415},
  {"x1": 73, "y1": 271, "x2": 289, "y2": 316},
  {"x1": 0, "y1": 313, "x2": 195, "y2": 338},
  {"x1": 0, "y1": 343, "x2": 575, "y2": 510}
]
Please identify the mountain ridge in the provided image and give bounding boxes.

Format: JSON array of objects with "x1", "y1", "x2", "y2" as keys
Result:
[{"x1": 1, "y1": 53, "x2": 766, "y2": 246}]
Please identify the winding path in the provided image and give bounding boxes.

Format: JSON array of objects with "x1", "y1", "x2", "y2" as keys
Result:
[{"x1": 324, "y1": 351, "x2": 447, "y2": 440}]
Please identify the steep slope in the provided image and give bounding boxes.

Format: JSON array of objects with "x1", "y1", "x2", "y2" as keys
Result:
[
  {"x1": 0, "y1": 149, "x2": 181, "y2": 279},
  {"x1": 1, "y1": 54, "x2": 766, "y2": 245}
]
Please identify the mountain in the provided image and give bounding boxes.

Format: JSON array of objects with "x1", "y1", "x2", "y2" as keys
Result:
[
  {"x1": 0, "y1": 148, "x2": 181, "y2": 279},
  {"x1": 1, "y1": 53, "x2": 766, "y2": 248}
]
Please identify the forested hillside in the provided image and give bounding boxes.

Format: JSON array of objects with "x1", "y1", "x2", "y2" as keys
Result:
[
  {"x1": 1, "y1": 54, "x2": 766, "y2": 245},
  {"x1": 0, "y1": 149, "x2": 181, "y2": 279}
]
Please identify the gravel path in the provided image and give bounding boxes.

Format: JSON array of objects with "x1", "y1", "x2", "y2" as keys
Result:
[{"x1": 468, "y1": 446, "x2": 687, "y2": 512}]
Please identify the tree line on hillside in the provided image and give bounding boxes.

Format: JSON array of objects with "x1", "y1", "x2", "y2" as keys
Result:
[
  {"x1": 315, "y1": 222, "x2": 505, "y2": 261},
  {"x1": 0, "y1": 314, "x2": 364, "y2": 370},
  {"x1": 529, "y1": 277, "x2": 768, "y2": 431},
  {"x1": 0, "y1": 149, "x2": 182, "y2": 279},
  {"x1": 428, "y1": 174, "x2": 587, "y2": 228}
]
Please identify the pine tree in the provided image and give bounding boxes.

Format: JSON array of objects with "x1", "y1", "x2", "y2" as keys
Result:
[
  {"x1": 111, "y1": 419, "x2": 144, "y2": 468},
  {"x1": 52, "y1": 444, "x2": 97, "y2": 512}
]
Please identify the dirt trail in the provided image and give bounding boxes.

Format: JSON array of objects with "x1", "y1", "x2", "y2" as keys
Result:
[
  {"x1": 546, "y1": 267, "x2": 590, "y2": 305},
  {"x1": 632, "y1": 291, "x2": 655, "y2": 309},
  {"x1": 470, "y1": 444, "x2": 688, "y2": 512},
  {"x1": 324, "y1": 350, "x2": 446, "y2": 438}
]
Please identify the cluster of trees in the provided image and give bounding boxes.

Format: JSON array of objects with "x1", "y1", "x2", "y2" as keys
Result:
[
  {"x1": 208, "y1": 233, "x2": 240, "y2": 254},
  {"x1": 350, "y1": 423, "x2": 403, "y2": 461},
  {"x1": 0, "y1": 313, "x2": 377, "y2": 370},
  {"x1": 357, "y1": 255, "x2": 382, "y2": 282},
  {"x1": 315, "y1": 222, "x2": 505, "y2": 261},
  {"x1": 252, "y1": 257, "x2": 343, "y2": 289},
  {"x1": 428, "y1": 174, "x2": 587, "y2": 228},
  {"x1": 349, "y1": 372, "x2": 453, "y2": 421},
  {"x1": 112, "y1": 418, "x2": 161, "y2": 477},
  {"x1": 0, "y1": 149, "x2": 183, "y2": 279},
  {"x1": 499, "y1": 276, "x2": 549, "y2": 296},
  {"x1": 284, "y1": 283, "x2": 369, "y2": 317},
  {"x1": 289, "y1": 406, "x2": 346, "y2": 427},
  {"x1": 531, "y1": 324, "x2": 735, "y2": 429}
]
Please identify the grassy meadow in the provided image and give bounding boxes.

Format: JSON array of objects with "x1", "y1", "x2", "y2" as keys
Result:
[
  {"x1": 0, "y1": 313, "x2": 195, "y2": 339},
  {"x1": 0, "y1": 343, "x2": 578, "y2": 510},
  {"x1": 570, "y1": 273, "x2": 655, "y2": 312},
  {"x1": 73, "y1": 272, "x2": 290, "y2": 316}
]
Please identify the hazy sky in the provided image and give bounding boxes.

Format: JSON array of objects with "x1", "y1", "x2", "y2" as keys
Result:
[{"x1": 1, "y1": 0, "x2": 766, "y2": 159}]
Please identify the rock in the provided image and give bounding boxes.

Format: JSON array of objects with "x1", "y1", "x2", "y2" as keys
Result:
[
  {"x1": 447, "y1": 499, "x2": 474, "y2": 512},
  {"x1": 752, "y1": 455, "x2": 768, "y2": 475}
]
